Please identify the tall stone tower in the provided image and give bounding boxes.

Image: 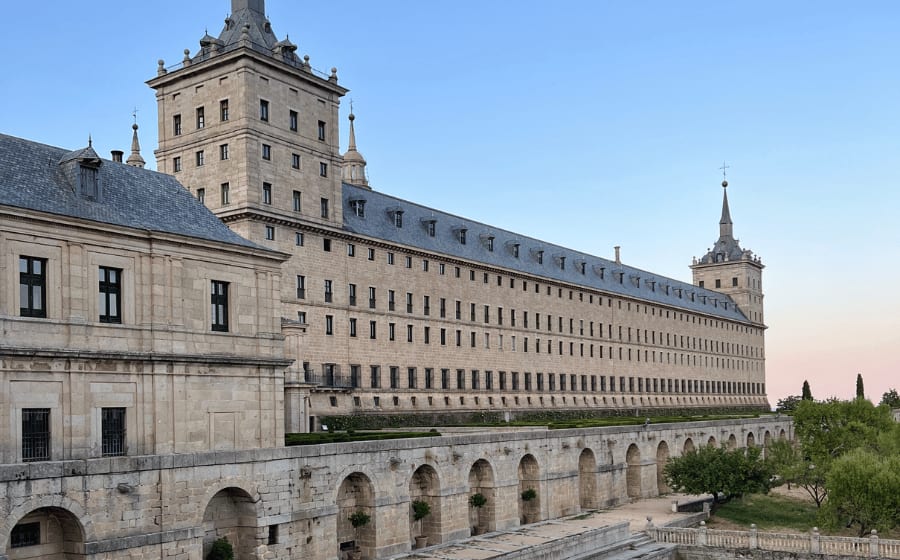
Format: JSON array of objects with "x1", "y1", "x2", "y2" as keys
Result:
[
  {"x1": 147, "y1": 0, "x2": 348, "y2": 236},
  {"x1": 691, "y1": 179, "x2": 765, "y2": 325}
]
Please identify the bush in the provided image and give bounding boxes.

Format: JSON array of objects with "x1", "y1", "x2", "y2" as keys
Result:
[
  {"x1": 285, "y1": 431, "x2": 437, "y2": 446},
  {"x1": 521, "y1": 488, "x2": 537, "y2": 501},
  {"x1": 349, "y1": 510, "x2": 371, "y2": 528},
  {"x1": 207, "y1": 537, "x2": 234, "y2": 560},
  {"x1": 469, "y1": 493, "x2": 487, "y2": 508},
  {"x1": 411, "y1": 500, "x2": 431, "y2": 521}
]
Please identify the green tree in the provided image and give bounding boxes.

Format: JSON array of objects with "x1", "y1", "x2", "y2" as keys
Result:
[
  {"x1": 776, "y1": 395, "x2": 802, "y2": 413},
  {"x1": 880, "y1": 388, "x2": 900, "y2": 408},
  {"x1": 856, "y1": 374, "x2": 865, "y2": 400},
  {"x1": 765, "y1": 438, "x2": 828, "y2": 507},
  {"x1": 819, "y1": 449, "x2": 900, "y2": 536},
  {"x1": 664, "y1": 445, "x2": 771, "y2": 511},
  {"x1": 802, "y1": 380, "x2": 813, "y2": 401}
]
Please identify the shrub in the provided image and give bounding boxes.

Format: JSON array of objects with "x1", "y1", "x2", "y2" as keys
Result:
[
  {"x1": 411, "y1": 500, "x2": 431, "y2": 521},
  {"x1": 349, "y1": 510, "x2": 371, "y2": 528},
  {"x1": 207, "y1": 537, "x2": 234, "y2": 560},
  {"x1": 469, "y1": 493, "x2": 487, "y2": 508},
  {"x1": 521, "y1": 488, "x2": 537, "y2": 501}
]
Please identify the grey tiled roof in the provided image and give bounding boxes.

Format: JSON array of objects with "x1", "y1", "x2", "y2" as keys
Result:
[
  {"x1": 342, "y1": 183, "x2": 751, "y2": 323},
  {"x1": 0, "y1": 133, "x2": 261, "y2": 249}
]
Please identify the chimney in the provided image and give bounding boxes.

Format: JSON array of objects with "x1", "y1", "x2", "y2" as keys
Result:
[
  {"x1": 614, "y1": 246, "x2": 621, "y2": 264},
  {"x1": 111, "y1": 150, "x2": 124, "y2": 163}
]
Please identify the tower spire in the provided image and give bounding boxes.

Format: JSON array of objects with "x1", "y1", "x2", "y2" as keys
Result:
[
  {"x1": 126, "y1": 123, "x2": 146, "y2": 168},
  {"x1": 342, "y1": 106, "x2": 368, "y2": 188},
  {"x1": 718, "y1": 161, "x2": 733, "y2": 239}
]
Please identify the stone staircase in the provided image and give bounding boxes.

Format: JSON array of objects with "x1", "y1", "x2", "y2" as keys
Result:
[{"x1": 565, "y1": 533, "x2": 676, "y2": 560}]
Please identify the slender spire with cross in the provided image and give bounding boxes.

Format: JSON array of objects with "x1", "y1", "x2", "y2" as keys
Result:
[{"x1": 719, "y1": 160, "x2": 730, "y2": 184}]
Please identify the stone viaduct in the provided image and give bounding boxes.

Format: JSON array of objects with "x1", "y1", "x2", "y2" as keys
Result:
[{"x1": 0, "y1": 417, "x2": 790, "y2": 560}]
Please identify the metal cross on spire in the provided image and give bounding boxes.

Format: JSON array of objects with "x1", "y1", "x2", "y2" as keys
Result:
[
  {"x1": 132, "y1": 107, "x2": 139, "y2": 124},
  {"x1": 719, "y1": 160, "x2": 730, "y2": 182}
]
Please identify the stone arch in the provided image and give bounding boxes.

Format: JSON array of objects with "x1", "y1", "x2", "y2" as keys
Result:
[
  {"x1": 764, "y1": 430, "x2": 772, "y2": 447},
  {"x1": 779, "y1": 429, "x2": 787, "y2": 440},
  {"x1": 727, "y1": 434, "x2": 737, "y2": 450},
  {"x1": 517, "y1": 454, "x2": 541, "y2": 524},
  {"x1": 746, "y1": 432, "x2": 756, "y2": 448},
  {"x1": 1, "y1": 495, "x2": 93, "y2": 556},
  {"x1": 409, "y1": 464, "x2": 441, "y2": 547},
  {"x1": 578, "y1": 448, "x2": 598, "y2": 510},
  {"x1": 683, "y1": 437, "x2": 695, "y2": 454},
  {"x1": 656, "y1": 441, "x2": 670, "y2": 495},
  {"x1": 468, "y1": 459, "x2": 496, "y2": 535},
  {"x1": 337, "y1": 472, "x2": 376, "y2": 560},
  {"x1": 707, "y1": 435, "x2": 717, "y2": 447},
  {"x1": 201, "y1": 487, "x2": 259, "y2": 559},
  {"x1": 625, "y1": 443, "x2": 642, "y2": 499},
  {"x1": 3, "y1": 506, "x2": 86, "y2": 559}
]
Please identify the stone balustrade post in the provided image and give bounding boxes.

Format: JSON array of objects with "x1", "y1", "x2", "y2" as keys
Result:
[
  {"x1": 869, "y1": 530, "x2": 879, "y2": 558},
  {"x1": 749, "y1": 524, "x2": 758, "y2": 549},
  {"x1": 810, "y1": 527, "x2": 820, "y2": 554},
  {"x1": 698, "y1": 521, "x2": 708, "y2": 546}
]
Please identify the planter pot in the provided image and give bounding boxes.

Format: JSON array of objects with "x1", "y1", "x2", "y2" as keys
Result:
[
  {"x1": 472, "y1": 526, "x2": 486, "y2": 536},
  {"x1": 524, "y1": 513, "x2": 538, "y2": 524},
  {"x1": 414, "y1": 536, "x2": 428, "y2": 549}
]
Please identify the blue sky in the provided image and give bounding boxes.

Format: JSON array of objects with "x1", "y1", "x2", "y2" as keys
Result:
[{"x1": 2, "y1": 1, "x2": 898, "y2": 404}]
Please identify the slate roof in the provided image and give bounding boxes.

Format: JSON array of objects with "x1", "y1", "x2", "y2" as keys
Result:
[
  {"x1": 0, "y1": 133, "x2": 261, "y2": 249},
  {"x1": 342, "y1": 183, "x2": 752, "y2": 323}
]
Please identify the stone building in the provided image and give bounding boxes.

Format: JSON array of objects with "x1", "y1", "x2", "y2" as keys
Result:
[{"x1": 148, "y1": 0, "x2": 769, "y2": 429}]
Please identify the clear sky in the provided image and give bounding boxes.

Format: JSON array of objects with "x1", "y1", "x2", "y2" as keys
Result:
[{"x1": 2, "y1": 1, "x2": 898, "y2": 405}]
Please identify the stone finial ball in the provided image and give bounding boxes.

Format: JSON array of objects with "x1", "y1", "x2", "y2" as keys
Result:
[
  {"x1": 158, "y1": 59, "x2": 165, "y2": 66},
  {"x1": 722, "y1": 180, "x2": 728, "y2": 188}
]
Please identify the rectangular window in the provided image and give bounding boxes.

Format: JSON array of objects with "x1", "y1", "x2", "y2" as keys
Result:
[
  {"x1": 295, "y1": 232, "x2": 304, "y2": 246},
  {"x1": 10, "y1": 521, "x2": 40, "y2": 548},
  {"x1": 197, "y1": 188, "x2": 205, "y2": 203},
  {"x1": 369, "y1": 320, "x2": 377, "y2": 339},
  {"x1": 405, "y1": 256, "x2": 412, "y2": 268},
  {"x1": 320, "y1": 197, "x2": 329, "y2": 218},
  {"x1": 406, "y1": 292, "x2": 413, "y2": 313},
  {"x1": 423, "y1": 295, "x2": 430, "y2": 315},
  {"x1": 101, "y1": 407, "x2": 126, "y2": 457},
  {"x1": 98, "y1": 266, "x2": 122, "y2": 324},
  {"x1": 370, "y1": 366, "x2": 381, "y2": 388},
  {"x1": 289, "y1": 110, "x2": 298, "y2": 131},
  {"x1": 293, "y1": 190, "x2": 302, "y2": 212},
  {"x1": 173, "y1": 114, "x2": 182, "y2": 135},
  {"x1": 389, "y1": 290, "x2": 396, "y2": 311},
  {"x1": 347, "y1": 243, "x2": 356, "y2": 257},
  {"x1": 265, "y1": 225, "x2": 275, "y2": 240},
  {"x1": 196, "y1": 107, "x2": 205, "y2": 129},
  {"x1": 390, "y1": 367, "x2": 399, "y2": 388},
  {"x1": 173, "y1": 156, "x2": 181, "y2": 172},
  {"x1": 324, "y1": 280, "x2": 333, "y2": 303},
  {"x1": 220, "y1": 99, "x2": 229, "y2": 121},
  {"x1": 320, "y1": 162, "x2": 328, "y2": 177},
  {"x1": 221, "y1": 183, "x2": 230, "y2": 205},
  {"x1": 325, "y1": 315, "x2": 334, "y2": 335},
  {"x1": 368, "y1": 248, "x2": 375, "y2": 260},
  {"x1": 389, "y1": 322, "x2": 395, "y2": 341},
  {"x1": 211, "y1": 280, "x2": 229, "y2": 332},
  {"x1": 349, "y1": 318, "x2": 357, "y2": 337},
  {"x1": 262, "y1": 182, "x2": 272, "y2": 205},
  {"x1": 195, "y1": 150, "x2": 205, "y2": 166},
  {"x1": 296, "y1": 275, "x2": 306, "y2": 299},
  {"x1": 408, "y1": 367, "x2": 417, "y2": 388},
  {"x1": 317, "y1": 120, "x2": 326, "y2": 141},
  {"x1": 260, "y1": 99, "x2": 269, "y2": 121},
  {"x1": 262, "y1": 144, "x2": 272, "y2": 160},
  {"x1": 407, "y1": 324, "x2": 413, "y2": 342},
  {"x1": 220, "y1": 143, "x2": 229, "y2": 160},
  {"x1": 349, "y1": 283, "x2": 357, "y2": 305},
  {"x1": 21, "y1": 408, "x2": 50, "y2": 462},
  {"x1": 292, "y1": 153, "x2": 301, "y2": 169},
  {"x1": 368, "y1": 287, "x2": 376, "y2": 308},
  {"x1": 20, "y1": 256, "x2": 47, "y2": 318}
]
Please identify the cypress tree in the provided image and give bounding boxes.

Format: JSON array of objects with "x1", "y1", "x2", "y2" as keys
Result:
[
  {"x1": 856, "y1": 373, "x2": 865, "y2": 400},
  {"x1": 801, "y1": 380, "x2": 813, "y2": 401}
]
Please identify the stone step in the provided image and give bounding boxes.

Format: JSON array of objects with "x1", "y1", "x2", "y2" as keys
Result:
[{"x1": 564, "y1": 534, "x2": 676, "y2": 560}]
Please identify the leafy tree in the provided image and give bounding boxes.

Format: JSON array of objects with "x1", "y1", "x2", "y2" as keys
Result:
[
  {"x1": 664, "y1": 445, "x2": 771, "y2": 511},
  {"x1": 801, "y1": 380, "x2": 813, "y2": 401},
  {"x1": 856, "y1": 374, "x2": 865, "y2": 400},
  {"x1": 819, "y1": 449, "x2": 900, "y2": 536},
  {"x1": 776, "y1": 395, "x2": 802, "y2": 413},
  {"x1": 880, "y1": 388, "x2": 900, "y2": 408},
  {"x1": 207, "y1": 537, "x2": 234, "y2": 560},
  {"x1": 765, "y1": 438, "x2": 828, "y2": 507}
]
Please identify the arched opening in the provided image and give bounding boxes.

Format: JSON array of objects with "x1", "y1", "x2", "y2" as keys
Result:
[
  {"x1": 578, "y1": 448, "x2": 598, "y2": 510},
  {"x1": 409, "y1": 465, "x2": 441, "y2": 548},
  {"x1": 201, "y1": 487, "x2": 258, "y2": 560},
  {"x1": 764, "y1": 431, "x2": 772, "y2": 446},
  {"x1": 779, "y1": 429, "x2": 786, "y2": 440},
  {"x1": 727, "y1": 434, "x2": 737, "y2": 450},
  {"x1": 468, "y1": 459, "x2": 496, "y2": 535},
  {"x1": 746, "y1": 432, "x2": 756, "y2": 448},
  {"x1": 337, "y1": 473, "x2": 376, "y2": 560},
  {"x1": 707, "y1": 435, "x2": 717, "y2": 447},
  {"x1": 683, "y1": 438, "x2": 695, "y2": 454},
  {"x1": 6, "y1": 507, "x2": 85, "y2": 559},
  {"x1": 626, "y1": 443, "x2": 642, "y2": 499},
  {"x1": 517, "y1": 454, "x2": 541, "y2": 524},
  {"x1": 656, "y1": 441, "x2": 670, "y2": 495}
]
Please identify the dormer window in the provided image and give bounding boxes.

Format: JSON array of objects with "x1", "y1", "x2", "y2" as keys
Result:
[
  {"x1": 594, "y1": 265, "x2": 605, "y2": 280},
  {"x1": 534, "y1": 249, "x2": 544, "y2": 264},
  {"x1": 556, "y1": 255, "x2": 566, "y2": 270},
  {"x1": 349, "y1": 198, "x2": 366, "y2": 218},
  {"x1": 392, "y1": 210, "x2": 403, "y2": 228},
  {"x1": 79, "y1": 164, "x2": 99, "y2": 200},
  {"x1": 576, "y1": 261, "x2": 586, "y2": 275},
  {"x1": 507, "y1": 242, "x2": 520, "y2": 258},
  {"x1": 481, "y1": 234, "x2": 495, "y2": 252},
  {"x1": 456, "y1": 228, "x2": 467, "y2": 245},
  {"x1": 422, "y1": 219, "x2": 437, "y2": 237}
]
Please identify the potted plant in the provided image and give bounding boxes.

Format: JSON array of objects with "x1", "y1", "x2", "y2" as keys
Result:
[
  {"x1": 521, "y1": 488, "x2": 538, "y2": 524},
  {"x1": 348, "y1": 510, "x2": 371, "y2": 560},
  {"x1": 469, "y1": 493, "x2": 488, "y2": 535},
  {"x1": 207, "y1": 536, "x2": 234, "y2": 560},
  {"x1": 411, "y1": 499, "x2": 431, "y2": 548}
]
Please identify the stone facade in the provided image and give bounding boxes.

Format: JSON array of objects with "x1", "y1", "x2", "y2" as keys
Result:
[
  {"x1": 0, "y1": 417, "x2": 790, "y2": 560},
  {"x1": 149, "y1": 0, "x2": 770, "y2": 429}
]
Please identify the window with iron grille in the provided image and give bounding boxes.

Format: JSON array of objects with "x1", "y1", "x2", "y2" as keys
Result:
[
  {"x1": 11, "y1": 522, "x2": 40, "y2": 548},
  {"x1": 99, "y1": 266, "x2": 122, "y2": 323},
  {"x1": 22, "y1": 408, "x2": 50, "y2": 462},
  {"x1": 102, "y1": 407, "x2": 126, "y2": 457},
  {"x1": 211, "y1": 280, "x2": 229, "y2": 332},
  {"x1": 20, "y1": 256, "x2": 47, "y2": 318}
]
